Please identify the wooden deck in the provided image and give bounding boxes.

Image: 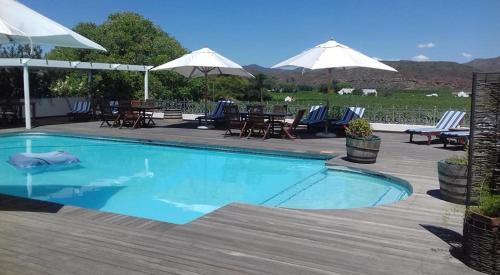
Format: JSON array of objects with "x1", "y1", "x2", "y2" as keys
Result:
[{"x1": 0, "y1": 120, "x2": 480, "y2": 274}]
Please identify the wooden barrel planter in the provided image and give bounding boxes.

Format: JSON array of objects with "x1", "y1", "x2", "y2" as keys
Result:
[
  {"x1": 437, "y1": 160, "x2": 469, "y2": 204},
  {"x1": 346, "y1": 136, "x2": 381, "y2": 164},
  {"x1": 463, "y1": 211, "x2": 500, "y2": 274}
]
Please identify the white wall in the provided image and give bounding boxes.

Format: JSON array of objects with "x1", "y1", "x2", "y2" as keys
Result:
[{"x1": 22, "y1": 97, "x2": 87, "y2": 118}]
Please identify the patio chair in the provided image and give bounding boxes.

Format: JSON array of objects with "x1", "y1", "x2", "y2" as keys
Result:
[
  {"x1": 282, "y1": 109, "x2": 306, "y2": 139},
  {"x1": 98, "y1": 100, "x2": 121, "y2": 127},
  {"x1": 119, "y1": 100, "x2": 141, "y2": 128},
  {"x1": 406, "y1": 110, "x2": 466, "y2": 145},
  {"x1": 223, "y1": 105, "x2": 244, "y2": 136},
  {"x1": 241, "y1": 105, "x2": 271, "y2": 139},
  {"x1": 196, "y1": 100, "x2": 232, "y2": 126},
  {"x1": 67, "y1": 100, "x2": 91, "y2": 120},
  {"x1": 299, "y1": 105, "x2": 328, "y2": 129},
  {"x1": 143, "y1": 99, "x2": 158, "y2": 127},
  {"x1": 330, "y1": 106, "x2": 366, "y2": 132},
  {"x1": 268, "y1": 104, "x2": 287, "y2": 134}
]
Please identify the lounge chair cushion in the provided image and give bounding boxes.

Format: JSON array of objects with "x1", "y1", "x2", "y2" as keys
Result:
[
  {"x1": 440, "y1": 131, "x2": 470, "y2": 138},
  {"x1": 301, "y1": 105, "x2": 327, "y2": 124},
  {"x1": 406, "y1": 111, "x2": 466, "y2": 133},
  {"x1": 332, "y1": 107, "x2": 365, "y2": 125},
  {"x1": 69, "y1": 101, "x2": 91, "y2": 114},
  {"x1": 406, "y1": 127, "x2": 445, "y2": 133}
]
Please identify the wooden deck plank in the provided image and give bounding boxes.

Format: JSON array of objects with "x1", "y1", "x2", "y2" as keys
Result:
[{"x1": 0, "y1": 122, "x2": 479, "y2": 274}]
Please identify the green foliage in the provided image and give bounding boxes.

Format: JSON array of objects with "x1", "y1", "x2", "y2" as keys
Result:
[
  {"x1": 479, "y1": 193, "x2": 500, "y2": 217},
  {"x1": 345, "y1": 118, "x2": 373, "y2": 138},
  {"x1": 47, "y1": 12, "x2": 187, "y2": 99},
  {"x1": 0, "y1": 44, "x2": 52, "y2": 99},
  {"x1": 333, "y1": 81, "x2": 353, "y2": 91},
  {"x1": 445, "y1": 154, "x2": 468, "y2": 166}
]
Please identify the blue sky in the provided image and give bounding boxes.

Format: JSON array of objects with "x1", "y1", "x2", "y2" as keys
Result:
[{"x1": 20, "y1": 0, "x2": 500, "y2": 66}]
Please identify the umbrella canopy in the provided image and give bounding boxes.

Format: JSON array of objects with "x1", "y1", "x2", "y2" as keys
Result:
[
  {"x1": 272, "y1": 39, "x2": 396, "y2": 72},
  {"x1": 151, "y1": 47, "x2": 253, "y2": 78},
  {"x1": 152, "y1": 47, "x2": 253, "y2": 129},
  {"x1": 0, "y1": 0, "x2": 106, "y2": 51}
]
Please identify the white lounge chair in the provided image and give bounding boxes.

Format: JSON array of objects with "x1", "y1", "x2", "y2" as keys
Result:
[{"x1": 406, "y1": 110, "x2": 466, "y2": 144}]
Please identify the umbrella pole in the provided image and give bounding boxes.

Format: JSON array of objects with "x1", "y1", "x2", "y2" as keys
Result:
[
  {"x1": 325, "y1": 68, "x2": 332, "y2": 134},
  {"x1": 316, "y1": 68, "x2": 336, "y2": 137},
  {"x1": 204, "y1": 72, "x2": 209, "y2": 127}
]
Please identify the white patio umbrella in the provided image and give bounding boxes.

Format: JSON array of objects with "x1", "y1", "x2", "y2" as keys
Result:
[
  {"x1": 0, "y1": 0, "x2": 106, "y2": 51},
  {"x1": 272, "y1": 38, "x2": 397, "y2": 135},
  {"x1": 0, "y1": 0, "x2": 107, "y2": 130},
  {"x1": 152, "y1": 47, "x2": 254, "y2": 129}
]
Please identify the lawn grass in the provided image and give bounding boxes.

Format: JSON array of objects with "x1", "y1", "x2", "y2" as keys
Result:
[{"x1": 269, "y1": 89, "x2": 471, "y2": 110}]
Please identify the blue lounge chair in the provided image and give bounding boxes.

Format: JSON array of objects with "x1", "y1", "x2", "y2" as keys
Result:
[
  {"x1": 406, "y1": 110, "x2": 466, "y2": 144},
  {"x1": 331, "y1": 107, "x2": 366, "y2": 130},
  {"x1": 440, "y1": 131, "x2": 470, "y2": 148},
  {"x1": 67, "y1": 100, "x2": 91, "y2": 120},
  {"x1": 299, "y1": 105, "x2": 328, "y2": 129},
  {"x1": 197, "y1": 100, "x2": 232, "y2": 125}
]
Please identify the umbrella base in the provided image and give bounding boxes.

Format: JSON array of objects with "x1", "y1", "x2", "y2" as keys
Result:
[{"x1": 197, "y1": 125, "x2": 215, "y2": 130}]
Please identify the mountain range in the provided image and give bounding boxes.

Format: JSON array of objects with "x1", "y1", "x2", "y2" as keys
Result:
[{"x1": 243, "y1": 56, "x2": 500, "y2": 91}]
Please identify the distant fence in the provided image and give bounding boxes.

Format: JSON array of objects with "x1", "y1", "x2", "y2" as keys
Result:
[{"x1": 157, "y1": 100, "x2": 470, "y2": 126}]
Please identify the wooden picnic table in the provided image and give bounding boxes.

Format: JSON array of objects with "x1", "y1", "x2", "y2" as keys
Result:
[{"x1": 239, "y1": 112, "x2": 292, "y2": 136}]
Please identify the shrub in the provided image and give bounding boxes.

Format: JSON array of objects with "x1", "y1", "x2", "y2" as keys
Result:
[
  {"x1": 479, "y1": 193, "x2": 500, "y2": 217},
  {"x1": 445, "y1": 154, "x2": 468, "y2": 166},
  {"x1": 345, "y1": 118, "x2": 373, "y2": 139},
  {"x1": 469, "y1": 176, "x2": 500, "y2": 218}
]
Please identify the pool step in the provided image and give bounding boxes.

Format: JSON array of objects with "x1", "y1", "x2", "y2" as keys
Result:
[
  {"x1": 261, "y1": 168, "x2": 328, "y2": 207},
  {"x1": 372, "y1": 186, "x2": 409, "y2": 206}
]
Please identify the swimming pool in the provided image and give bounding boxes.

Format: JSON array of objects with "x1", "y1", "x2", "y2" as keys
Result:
[{"x1": 0, "y1": 133, "x2": 411, "y2": 224}]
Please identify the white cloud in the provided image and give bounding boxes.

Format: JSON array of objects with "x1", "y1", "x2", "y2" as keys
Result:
[
  {"x1": 417, "y1": 42, "x2": 436, "y2": 48},
  {"x1": 412, "y1": 54, "x2": 430, "y2": 62},
  {"x1": 462, "y1": 52, "x2": 473, "y2": 58},
  {"x1": 372, "y1": 57, "x2": 400, "y2": 61}
]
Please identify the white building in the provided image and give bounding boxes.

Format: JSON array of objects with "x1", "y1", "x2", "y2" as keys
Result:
[
  {"x1": 362, "y1": 89, "x2": 377, "y2": 96},
  {"x1": 337, "y1": 88, "x2": 354, "y2": 95}
]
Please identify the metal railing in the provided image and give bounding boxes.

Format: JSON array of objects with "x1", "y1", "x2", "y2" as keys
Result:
[{"x1": 156, "y1": 100, "x2": 470, "y2": 126}]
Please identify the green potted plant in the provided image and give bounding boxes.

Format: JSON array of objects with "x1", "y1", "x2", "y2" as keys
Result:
[
  {"x1": 437, "y1": 154, "x2": 469, "y2": 204},
  {"x1": 463, "y1": 178, "x2": 500, "y2": 274},
  {"x1": 345, "y1": 118, "x2": 380, "y2": 163}
]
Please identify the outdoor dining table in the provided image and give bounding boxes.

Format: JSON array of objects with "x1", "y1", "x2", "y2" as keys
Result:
[
  {"x1": 239, "y1": 112, "x2": 292, "y2": 136},
  {"x1": 130, "y1": 105, "x2": 157, "y2": 128}
]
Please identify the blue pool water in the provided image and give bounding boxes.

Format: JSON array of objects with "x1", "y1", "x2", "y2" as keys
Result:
[{"x1": 0, "y1": 134, "x2": 411, "y2": 224}]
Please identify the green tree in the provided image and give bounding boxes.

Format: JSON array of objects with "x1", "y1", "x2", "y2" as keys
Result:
[
  {"x1": 0, "y1": 44, "x2": 51, "y2": 99},
  {"x1": 47, "y1": 12, "x2": 187, "y2": 100}
]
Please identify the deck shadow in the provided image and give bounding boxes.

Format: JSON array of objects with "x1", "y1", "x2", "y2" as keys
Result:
[
  {"x1": 427, "y1": 189, "x2": 444, "y2": 200},
  {"x1": 0, "y1": 193, "x2": 64, "y2": 213},
  {"x1": 420, "y1": 224, "x2": 465, "y2": 263}
]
